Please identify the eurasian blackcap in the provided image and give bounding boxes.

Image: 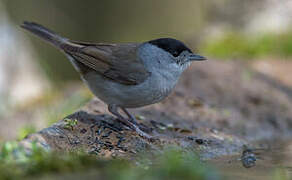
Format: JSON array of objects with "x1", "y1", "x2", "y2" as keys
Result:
[{"x1": 21, "y1": 21, "x2": 206, "y2": 139}]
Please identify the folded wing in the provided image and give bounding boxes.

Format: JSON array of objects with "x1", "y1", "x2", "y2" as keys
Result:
[{"x1": 63, "y1": 41, "x2": 150, "y2": 85}]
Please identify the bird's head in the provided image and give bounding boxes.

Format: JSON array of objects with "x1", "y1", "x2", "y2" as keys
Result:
[{"x1": 148, "y1": 38, "x2": 206, "y2": 69}]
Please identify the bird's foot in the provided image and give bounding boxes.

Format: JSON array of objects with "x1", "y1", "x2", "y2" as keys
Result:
[
  {"x1": 133, "y1": 126, "x2": 154, "y2": 140},
  {"x1": 108, "y1": 104, "x2": 157, "y2": 141},
  {"x1": 117, "y1": 117, "x2": 155, "y2": 141}
]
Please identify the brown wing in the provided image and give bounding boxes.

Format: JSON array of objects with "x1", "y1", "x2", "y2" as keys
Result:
[{"x1": 61, "y1": 41, "x2": 150, "y2": 85}]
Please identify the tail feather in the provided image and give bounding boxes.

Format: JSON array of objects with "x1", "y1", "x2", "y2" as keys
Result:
[{"x1": 21, "y1": 21, "x2": 67, "y2": 48}]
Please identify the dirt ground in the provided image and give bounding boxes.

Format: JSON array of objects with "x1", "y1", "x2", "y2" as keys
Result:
[{"x1": 20, "y1": 59, "x2": 292, "y2": 159}]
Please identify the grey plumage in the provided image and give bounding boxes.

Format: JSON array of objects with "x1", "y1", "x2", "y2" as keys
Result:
[
  {"x1": 21, "y1": 21, "x2": 206, "y2": 139},
  {"x1": 83, "y1": 43, "x2": 183, "y2": 108}
]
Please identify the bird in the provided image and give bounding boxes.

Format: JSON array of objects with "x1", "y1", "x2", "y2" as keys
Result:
[{"x1": 21, "y1": 21, "x2": 206, "y2": 140}]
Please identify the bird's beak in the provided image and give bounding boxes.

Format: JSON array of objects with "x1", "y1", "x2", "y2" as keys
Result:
[{"x1": 189, "y1": 54, "x2": 207, "y2": 61}]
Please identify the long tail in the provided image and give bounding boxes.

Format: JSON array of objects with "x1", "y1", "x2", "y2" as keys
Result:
[{"x1": 21, "y1": 21, "x2": 68, "y2": 48}]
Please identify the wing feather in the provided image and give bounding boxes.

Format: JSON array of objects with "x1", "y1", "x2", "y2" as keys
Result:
[{"x1": 62, "y1": 41, "x2": 150, "y2": 85}]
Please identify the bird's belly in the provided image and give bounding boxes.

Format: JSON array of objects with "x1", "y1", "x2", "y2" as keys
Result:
[{"x1": 83, "y1": 72, "x2": 175, "y2": 108}]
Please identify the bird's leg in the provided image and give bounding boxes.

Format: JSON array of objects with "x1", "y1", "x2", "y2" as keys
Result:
[
  {"x1": 120, "y1": 107, "x2": 137, "y2": 125},
  {"x1": 108, "y1": 104, "x2": 126, "y2": 122},
  {"x1": 108, "y1": 104, "x2": 152, "y2": 140}
]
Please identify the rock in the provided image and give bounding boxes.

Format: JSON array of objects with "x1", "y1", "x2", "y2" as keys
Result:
[{"x1": 20, "y1": 60, "x2": 292, "y2": 160}]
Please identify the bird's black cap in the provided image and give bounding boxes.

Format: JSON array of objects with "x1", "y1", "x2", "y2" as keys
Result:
[{"x1": 148, "y1": 38, "x2": 192, "y2": 57}]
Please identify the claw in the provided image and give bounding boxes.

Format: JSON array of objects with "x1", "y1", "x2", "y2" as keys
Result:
[{"x1": 108, "y1": 104, "x2": 155, "y2": 141}]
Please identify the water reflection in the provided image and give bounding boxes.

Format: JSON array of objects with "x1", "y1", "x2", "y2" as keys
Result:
[{"x1": 210, "y1": 140, "x2": 292, "y2": 180}]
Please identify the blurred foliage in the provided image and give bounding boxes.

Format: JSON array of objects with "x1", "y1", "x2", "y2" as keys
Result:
[
  {"x1": 0, "y1": 141, "x2": 290, "y2": 180},
  {"x1": 63, "y1": 118, "x2": 78, "y2": 130},
  {"x1": 17, "y1": 125, "x2": 36, "y2": 141},
  {"x1": 0, "y1": 142, "x2": 219, "y2": 180},
  {"x1": 44, "y1": 88, "x2": 92, "y2": 125},
  {"x1": 11, "y1": 86, "x2": 92, "y2": 131},
  {"x1": 272, "y1": 168, "x2": 290, "y2": 180},
  {"x1": 200, "y1": 31, "x2": 292, "y2": 60}
]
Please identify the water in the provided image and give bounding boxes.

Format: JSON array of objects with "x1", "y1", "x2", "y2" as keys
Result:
[{"x1": 210, "y1": 140, "x2": 292, "y2": 180}]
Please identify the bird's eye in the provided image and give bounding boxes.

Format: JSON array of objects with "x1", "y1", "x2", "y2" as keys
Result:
[{"x1": 173, "y1": 51, "x2": 178, "y2": 57}]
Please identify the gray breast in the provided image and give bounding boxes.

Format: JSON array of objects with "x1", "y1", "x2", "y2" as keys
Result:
[{"x1": 82, "y1": 69, "x2": 177, "y2": 108}]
